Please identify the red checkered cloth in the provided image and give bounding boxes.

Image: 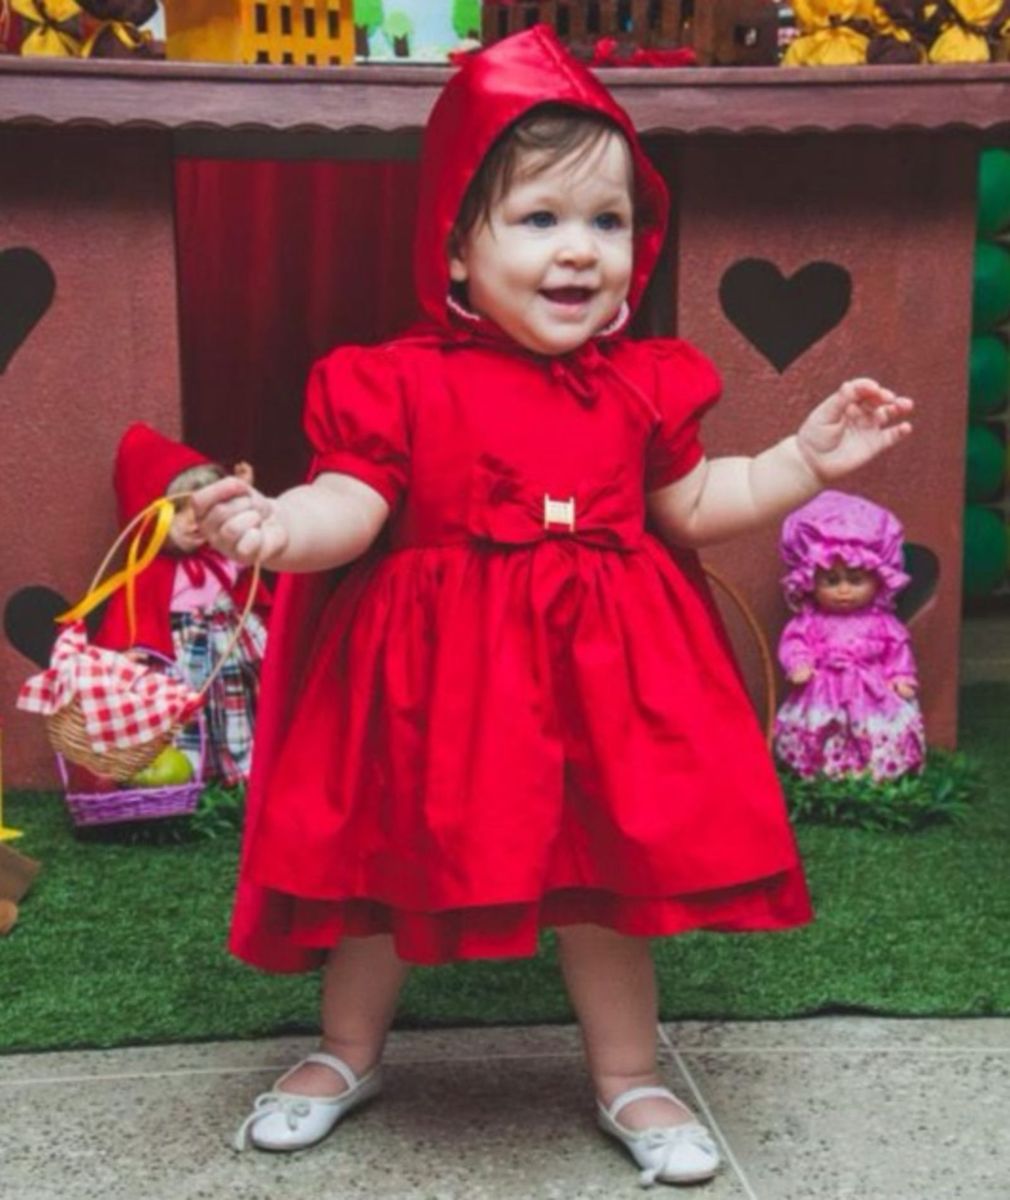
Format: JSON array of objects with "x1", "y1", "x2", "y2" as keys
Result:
[{"x1": 17, "y1": 622, "x2": 201, "y2": 753}]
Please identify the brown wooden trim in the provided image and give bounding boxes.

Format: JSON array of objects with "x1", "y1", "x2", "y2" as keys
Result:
[{"x1": 2, "y1": 57, "x2": 1010, "y2": 135}]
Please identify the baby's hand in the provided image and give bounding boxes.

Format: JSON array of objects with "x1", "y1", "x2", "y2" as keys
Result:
[
  {"x1": 893, "y1": 679, "x2": 917, "y2": 699},
  {"x1": 797, "y1": 378, "x2": 913, "y2": 483},
  {"x1": 789, "y1": 665, "x2": 815, "y2": 685},
  {"x1": 191, "y1": 476, "x2": 288, "y2": 566}
]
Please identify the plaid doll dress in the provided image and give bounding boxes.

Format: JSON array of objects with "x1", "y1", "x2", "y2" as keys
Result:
[{"x1": 171, "y1": 593, "x2": 268, "y2": 787}]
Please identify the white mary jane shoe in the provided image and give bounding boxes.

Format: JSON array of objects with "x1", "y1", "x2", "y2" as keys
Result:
[
  {"x1": 597, "y1": 1085, "x2": 721, "y2": 1187},
  {"x1": 234, "y1": 1050, "x2": 382, "y2": 1152}
]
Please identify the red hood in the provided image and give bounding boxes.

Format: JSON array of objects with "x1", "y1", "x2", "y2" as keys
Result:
[
  {"x1": 413, "y1": 24, "x2": 669, "y2": 334},
  {"x1": 113, "y1": 422, "x2": 212, "y2": 524}
]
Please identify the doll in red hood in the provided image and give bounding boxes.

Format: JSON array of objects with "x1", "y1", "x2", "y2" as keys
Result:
[
  {"x1": 93, "y1": 423, "x2": 271, "y2": 787},
  {"x1": 195, "y1": 26, "x2": 914, "y2": 1183}
]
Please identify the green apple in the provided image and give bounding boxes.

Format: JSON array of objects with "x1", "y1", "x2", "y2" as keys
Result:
[{"x1": 129, "y1": 746, "x2": 194, "y2": 788}]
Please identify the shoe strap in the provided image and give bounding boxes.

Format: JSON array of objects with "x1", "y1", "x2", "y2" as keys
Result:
[
  {"x1": 606, "y1": 1086, "x2": 683, "y2": 1123},
  {"x1": 275, "y1": 1050, "x2": 359, "y2": 1093},
  {"x1": 301, "y1": 1051, "x2": 358, "y2": 1090}
]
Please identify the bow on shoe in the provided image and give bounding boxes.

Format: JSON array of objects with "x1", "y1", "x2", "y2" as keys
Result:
[
  {"x1": 636, "y1": 1123, "x2": 721, "y2": 1188},
  {"x1": 233, "y1": 1092, "x2": 312, "y2": 1152}
]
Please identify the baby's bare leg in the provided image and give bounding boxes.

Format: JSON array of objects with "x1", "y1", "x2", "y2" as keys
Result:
[
  {"x1": 279, "y1": 934, "x2": 411, "y2": 1096},
  {"x1": 556, "y1": 924, "x2": 693, "y2": 1130}
]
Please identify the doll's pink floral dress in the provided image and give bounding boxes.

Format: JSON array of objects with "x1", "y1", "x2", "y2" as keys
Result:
[{"x1": 774, "y1": 491, "x2": 926, "y2": 781}]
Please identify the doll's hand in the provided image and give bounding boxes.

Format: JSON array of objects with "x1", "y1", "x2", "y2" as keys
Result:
[
  {"x1": 796, "y1": 378, "x2": 913, "y2": 483},
  {"x1": 191, "y1": 475, "x2": 288, "y2": 566},
  {"x1": 233, "y1": 461, "x2": 255, "y2": 486},
  {"x1": 893, "y1": 678, "x2": 917, "y2": 699},
  {"x1": 789, "y1": 665, "x2": 815, "y2": 685}
]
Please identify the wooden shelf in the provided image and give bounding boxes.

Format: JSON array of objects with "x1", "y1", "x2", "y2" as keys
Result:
[{"x1": 3, "y1": 56, "x2": 1010, "y2": 137}]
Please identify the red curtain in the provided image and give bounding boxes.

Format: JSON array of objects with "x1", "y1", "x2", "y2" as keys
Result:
[{"x1": 173, "y1": 158, "x2": 422, "y2": 495}]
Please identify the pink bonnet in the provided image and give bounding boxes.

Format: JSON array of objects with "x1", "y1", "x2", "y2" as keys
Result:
[{"x1": 780, "y1": 490, "x2": 910, "y2": 610}]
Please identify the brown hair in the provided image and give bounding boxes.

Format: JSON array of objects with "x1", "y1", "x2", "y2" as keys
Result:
[
  {"x1": 449, "y1": 104, "x2": 633, "y2": 256},
  {"x1": 167, "y1": 463, "x2": 226, "y2": 500}
]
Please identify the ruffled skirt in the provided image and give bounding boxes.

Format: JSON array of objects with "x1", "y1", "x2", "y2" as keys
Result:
[{"x1": 235, "y1": 538, "x2": 811, "y2": 967}]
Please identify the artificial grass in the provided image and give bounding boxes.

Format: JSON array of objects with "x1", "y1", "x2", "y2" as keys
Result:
[{"x1": 1, "y1": 682, "x2": 1008, "y2": 1053}]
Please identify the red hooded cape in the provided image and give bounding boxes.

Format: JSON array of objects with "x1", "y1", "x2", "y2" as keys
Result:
[
  {"x1": 230, "y1": 25, "x2": 811, "y2": 971},
  {"x1": 93, "y1": 423, "x2": 270, "y2": 656}
]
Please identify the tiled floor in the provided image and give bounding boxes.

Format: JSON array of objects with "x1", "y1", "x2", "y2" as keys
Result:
[
  {"x1": 2, "y1": 613, "x2": 1007, "y2": 1200},
  {"x1": 2, "y1": 1019, "x2": 1008, "y2": 1200}
]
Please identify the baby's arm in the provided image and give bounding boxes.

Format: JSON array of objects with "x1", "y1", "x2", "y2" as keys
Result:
[
  {"x1": 778, "y1": 614, "x2": 818, "y2": 685},
  {"x1": 191, "y1": 472, "x2": 389, "y2": 572},
  {"x1": 880, "y1": 613, "x2": 919, "y2": 698},
  {"x1": 648, "y1": 378, "x2": 913, "y2": 548}
]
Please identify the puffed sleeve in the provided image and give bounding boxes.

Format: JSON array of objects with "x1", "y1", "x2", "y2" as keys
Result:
[
  {"x1": 777, "y1": 612, "x2": 819, "y2": 676},
  {"x1": 642, "y1": 339, "x2": 722, "y2": 492},
  {"x1": 303, "y1": 344, "x2": 411, "y2": 508},
  {"x1": 878, "y1": 613, "x2": 919, "y2": 684}
]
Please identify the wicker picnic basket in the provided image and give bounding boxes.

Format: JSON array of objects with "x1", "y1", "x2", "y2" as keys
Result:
[
  {"x1": 56, "y1": 651, "x2": 208, "y2": 827},
  {"x1": 41, "y1": 494, "x2": 260, "y2": 814}
]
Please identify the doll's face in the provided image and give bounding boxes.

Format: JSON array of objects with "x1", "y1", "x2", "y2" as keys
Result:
[
  {"x1": 167, "y1": 498, "x2": 207, "y2": 555},
  {"x1": 814, "y1": 560, "x2": 878, "y2": 612},
  {"x1": 448, "y1": 132, "x2": 634, "y2": 357}
]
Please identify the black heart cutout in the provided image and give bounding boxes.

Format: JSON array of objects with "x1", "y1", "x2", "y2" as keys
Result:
[
  {"x1": 719, "y1": 259, "x2": 852, "y2": 373},
  {"x1": 0, "y1": 248, "x2": 56, "y2": 373},
  {"x1": 3, "y1": 586, "x2": 106, "y2": 667},
  {"x1": 896, "y1": 543, "x2": 940, "y2": 625}
]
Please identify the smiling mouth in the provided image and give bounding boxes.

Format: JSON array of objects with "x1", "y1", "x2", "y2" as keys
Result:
[{"x1": 540, "y1": 287, "x2": 595, "y2": 306}]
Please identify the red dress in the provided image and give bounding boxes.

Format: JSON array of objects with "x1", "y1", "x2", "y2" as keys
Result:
[{"x1": 229, "y1": 25, "x2": 812, "y2": 970}]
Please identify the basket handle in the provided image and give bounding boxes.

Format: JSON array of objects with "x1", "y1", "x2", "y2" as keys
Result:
[
  {"x1": 55, "y1": 491, "x2": 262, "y2": 705},
  {"x1": 701, "y1": 562, "x2": 777, "y2": 747},
  {"x1": 57, "y1": 497, "x2": 177, "y2": 642},
  {"x1": 188, "y1": 555, "x2": 262, "y2": 705}
]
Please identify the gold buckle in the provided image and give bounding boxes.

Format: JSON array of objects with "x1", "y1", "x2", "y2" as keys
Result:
[{"x1": 543, "y1": 494, "x2": 576, "y2": 532}]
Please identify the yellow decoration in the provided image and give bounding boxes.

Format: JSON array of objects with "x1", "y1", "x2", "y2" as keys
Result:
[
  {"x1": 927, "y1": 0, "x2": 1009, "y2": 61},
  {"x1": 783, "y1": 24, "x2": 871, "y2": 62},
  {"x1": 0, "y1": 727, "x2": 23, "y2": 842},
  {"x1": 164, "y1": 0, "x2": 354, "y2": 66},
  {"x1": 12, "y1": 0, "x2": 82, "y2": 56},
  {"x1": 783, "y1": 0, "x2": 878, "y2": 64},
  {"x1": 81, "y1": 19, "x2": 153, "y2": 57}
]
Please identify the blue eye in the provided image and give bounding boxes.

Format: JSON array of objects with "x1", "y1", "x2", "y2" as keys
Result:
[
  {"x1": 594, "y1": 212, "x2": 625, "y2": 231},
  {"x1": 522, "y1": 211, "x2": 556, "y2": 229}
]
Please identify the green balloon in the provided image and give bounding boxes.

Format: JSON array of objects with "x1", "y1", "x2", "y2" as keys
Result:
[
  {"x1": 965, "y1": 423, "x2": 1005, "y2": 502},
  {"x1": 973, "y1": 241, "x2": 1010, "y2": 332},
  {"x1": 978, "y1": 149, "x2": 1010, "y2": 239},
  {"x1": 962, "y1": 504, "x2": 1008, "y2": 596},
  {"x1": 969, "y1": 334, "x2": 1010, "y2": 418}
]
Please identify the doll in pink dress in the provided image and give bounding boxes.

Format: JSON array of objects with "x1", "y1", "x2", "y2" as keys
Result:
[{"x1": 774, "y1": 490, "x2": 926, "y2": 781}]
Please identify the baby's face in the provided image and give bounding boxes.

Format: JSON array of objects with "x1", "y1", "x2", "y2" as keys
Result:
[
  {"x1": 448, "y1": 131, "x2": 634, "y2": 356},
  {"x1": 814, "y1": 561, "x2": 877, "y2": 613},
  {"x1": 167, "y1": 498, "x2": 207, "y2": 555}
]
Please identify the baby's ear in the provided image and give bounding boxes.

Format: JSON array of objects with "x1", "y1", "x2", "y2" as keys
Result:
[
  {"x1": 447, "y1": 229, "x2": 469, "y2": 283},
  {"x1": 233, "y1": 462, "x2": 254, "y2": 485}
]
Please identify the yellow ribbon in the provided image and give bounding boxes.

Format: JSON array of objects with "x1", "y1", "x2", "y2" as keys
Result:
[
  {"x1": 81, "y1": 19, "x2": 153, "y2": 57},
  {"x1": 56, "y1": 497, "x2": 177, "y2": 646},
  {"x1": 12, "y1": 0, "x2": 82, "y2": 56}
]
